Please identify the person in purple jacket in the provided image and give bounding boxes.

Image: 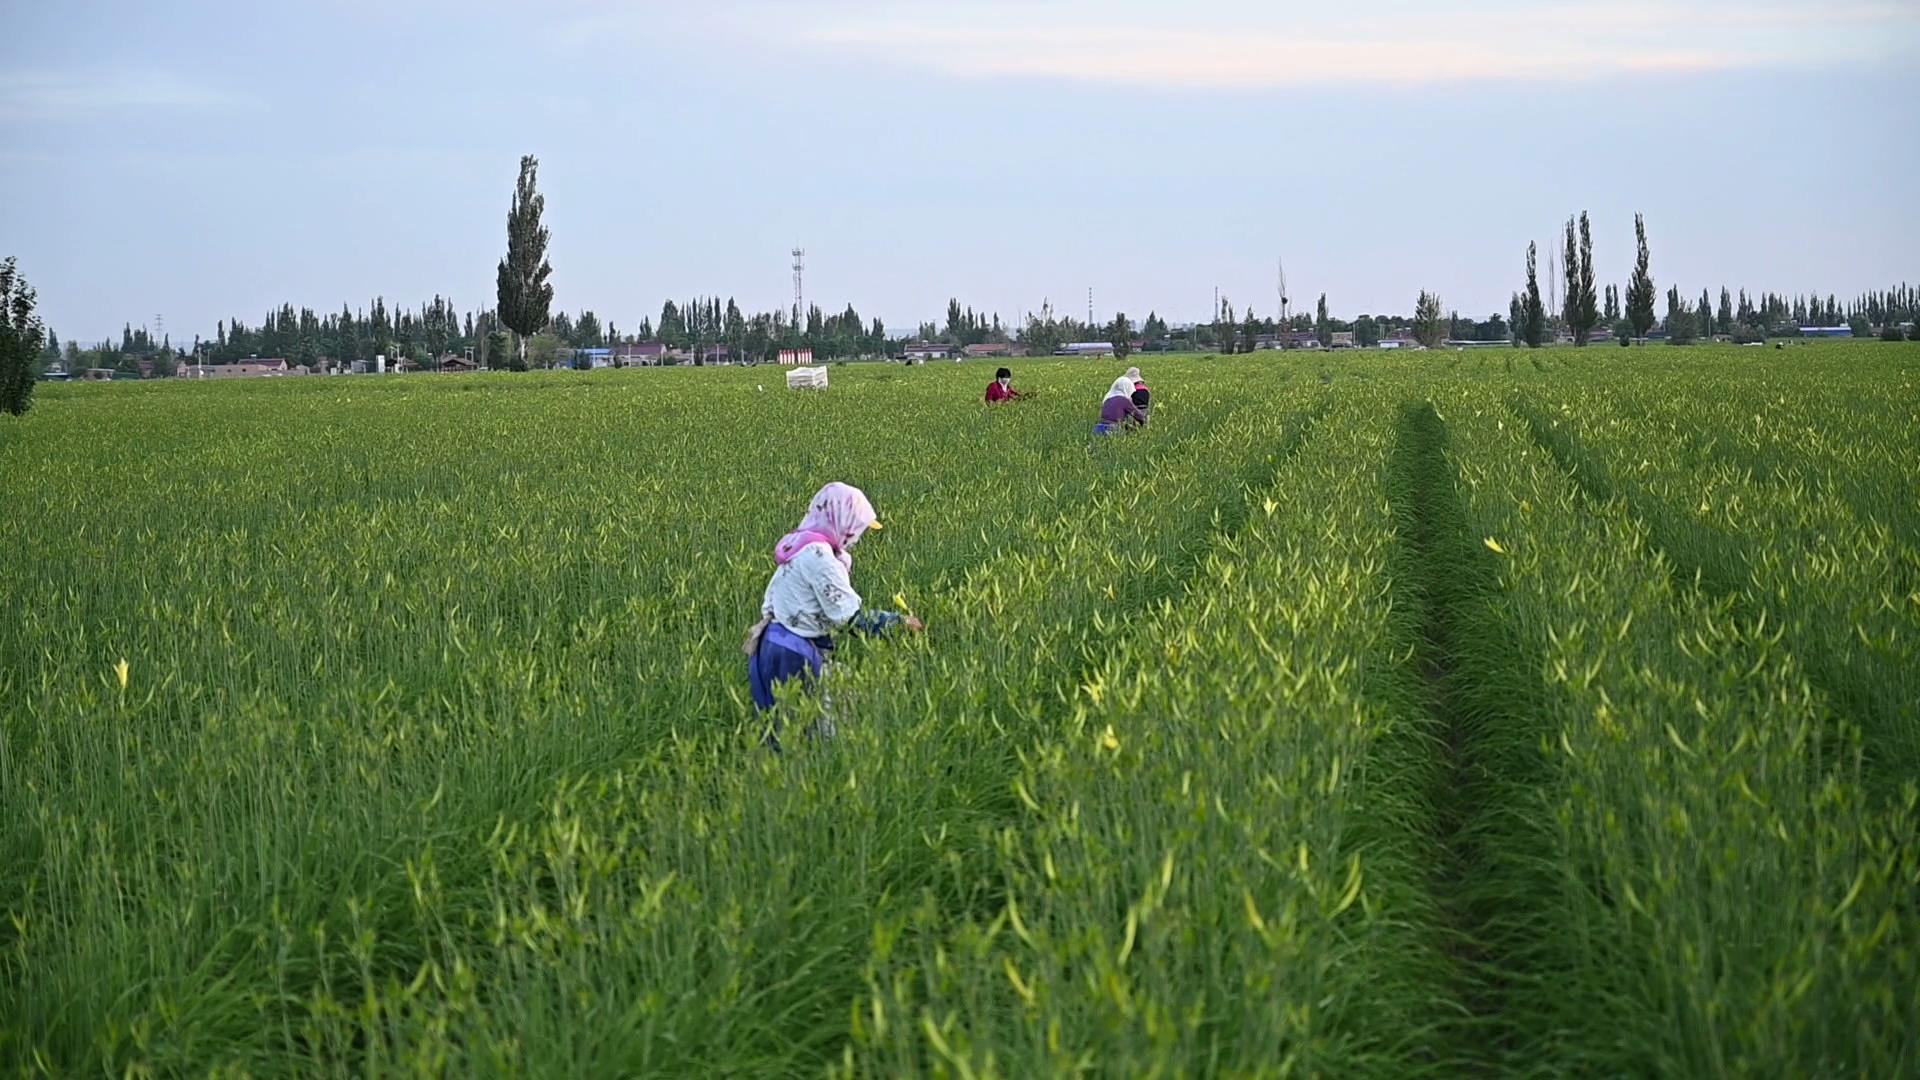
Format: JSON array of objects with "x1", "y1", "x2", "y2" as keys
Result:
[{"x1": 1094, "y1": 367, "x2": 1145, "y2": 435}]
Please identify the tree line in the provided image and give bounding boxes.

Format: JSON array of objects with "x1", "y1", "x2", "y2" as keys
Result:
[
  {"x1": 35, "y1": 265, "x2": 1920, "y2": 382},
  {"x1": 1506, "y1": 212, "x2": 1920, "y2": 348},
  {"x1": 20, "y1": 164, "x2": 1920, "y2": 389}
]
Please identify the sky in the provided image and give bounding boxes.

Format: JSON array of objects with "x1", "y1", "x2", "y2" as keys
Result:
[{"x1": 2, "y1": 0, "x2": 1916, "y2": 344}]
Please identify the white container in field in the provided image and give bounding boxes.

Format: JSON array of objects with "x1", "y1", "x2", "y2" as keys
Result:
[
  {"x1": 785, "y1": 366, "x2": 829, "y2": 390},
  {"x1": 375, "y1": 354, "x2": 386, "y2": 374}
]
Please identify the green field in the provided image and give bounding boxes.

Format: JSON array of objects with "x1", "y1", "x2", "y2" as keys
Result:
[{"x1": 3, "y1": 344, "x2": 1917, "y2": 1076}]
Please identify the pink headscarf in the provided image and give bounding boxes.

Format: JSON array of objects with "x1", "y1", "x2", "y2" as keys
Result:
[{"x1": 774, "y1": 482, "x2": 879, "y2": 570}]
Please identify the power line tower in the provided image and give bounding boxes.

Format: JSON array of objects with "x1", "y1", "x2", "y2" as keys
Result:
[
  {"x1": 1087, "y1": 287, "x2": 1094, "y2": 329},
  {"x1": 791, "y1": 247, "x2": 806, "y2": 329},
  {"x1": 154, "y1": 313, "x2": 165, "y2": 348}
]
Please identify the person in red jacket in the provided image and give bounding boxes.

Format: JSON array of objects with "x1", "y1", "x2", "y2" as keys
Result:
[{"x1": 985, "y1": 367, "x2": 1024, "y2": 403}]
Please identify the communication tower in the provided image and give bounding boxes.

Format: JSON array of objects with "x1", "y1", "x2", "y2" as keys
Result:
[
  {"x1": 1276, "y1": 258, "x2": 1291, "y2": 324},
  {"x1": 791, "y1": 247, "x2": 806, "y2": 327}
]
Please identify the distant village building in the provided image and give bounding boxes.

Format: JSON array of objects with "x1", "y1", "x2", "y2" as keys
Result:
[
  {"x1": 440, "y1": 355, "x2": 478, "y2": 373},
  {"x1": 1799, "y1": 325, "x2": 1852, "y2": 338},
  {"x1": 83, "y1": 368, "x2": 116, "y2": 381},
  {"x1": 178, "y1": 358, "x2": 294, "y2": 378},
  {"x1": 1555, "y1": 325, "x2": 1614, "y2": 344},
  {"x1": 962, "y1": 342, "x2": 1028, "y2": 359},
  {"x1": 1330, "y1": 331, "x2": 1356, "y2": 349},
  {"x1": 1058, "y1": 342, "x2": 1117, "y2": 356},
  {"x1": 901, "y1": 342, "x2": 956, "y2": 361},
  {"x1": 613, "y1": 342, "x2": 667, "y2": 366}
]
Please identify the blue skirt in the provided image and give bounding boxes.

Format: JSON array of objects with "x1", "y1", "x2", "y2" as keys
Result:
[
  {"x1": 749, "y1": 622, "x2": 829, "y2": 711},
  {"x1": 1093, "y1": 421, "x2": 1121, "y2": 435}
]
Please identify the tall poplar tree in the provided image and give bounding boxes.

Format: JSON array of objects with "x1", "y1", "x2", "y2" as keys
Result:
[
  {"x1": 1665, "y1": 286, "x2": 1697, "y2": 344},
  {"x1": 1109, "y1": 312, "x2": 1133, "y2": 359},
  {"x1": 495, "y1": 154, "x2": 554, "y2": 365},
  {"x1": 1627, "y1": 213, "x2": 1657, "y2": 340},
  {"x1": 1562, "y1": 212, "x2": 1598, "y2": 344},
  {"x1": 1577, "y1": 213, "x2": 1597, "y2": 337},
  {"x1": 1315, "y1": 293, "x2": 1331, "y2": 347},
  {"x1": 1522, "y1": 241, "x2": 1547, "y2": 347}
]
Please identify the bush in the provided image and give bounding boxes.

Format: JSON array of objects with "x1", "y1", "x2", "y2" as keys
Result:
[
  {"x1": 525, "y1": 331, "x2": 562, "y2": 369},
  {"x1": 1731, "y1": 325, "x2": 1768, "y2": 345},
  {"x1": 484, "y1": 330, "x2": 513, "y2": 370},
  {"x1": 1882, "y1": 325, "x2": 1906, "y2": 343}
]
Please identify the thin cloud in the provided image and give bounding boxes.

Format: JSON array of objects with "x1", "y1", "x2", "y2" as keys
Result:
[
  {"x1": 785, "y1": 1, "x2": 1915, "y2": 88},
  {"x1": 0, "y1": 70, "x2": 260, "y2": 118},
  {"x1": 812, "y1": 27, "x2": 1752, "y2": 86}
]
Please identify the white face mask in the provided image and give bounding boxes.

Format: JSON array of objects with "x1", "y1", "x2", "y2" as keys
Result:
[{"x1": 998, "y1": 378, "x2": 1010, "y2": 387}]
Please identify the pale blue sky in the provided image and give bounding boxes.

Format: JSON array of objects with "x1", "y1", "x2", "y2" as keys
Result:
[{"x1": 2, "y1": 0, "x2": 1915, "y2": 343}]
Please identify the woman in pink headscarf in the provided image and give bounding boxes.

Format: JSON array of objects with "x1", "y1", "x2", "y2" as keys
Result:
[{"x1": 744, "y1": 482, "x2": 923, "y2": 747}]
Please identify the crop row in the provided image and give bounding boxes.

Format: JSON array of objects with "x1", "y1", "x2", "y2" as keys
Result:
[
  {"x1": 1510, "y1": 380, "x2": 1920, "y2": 789},
  {"x1": 1434, "y1": 386, "x2": 1918, "y2": 1074},
  {"x1": 843, "y1": 390, "x2": 1452, "y2": 1075}
]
